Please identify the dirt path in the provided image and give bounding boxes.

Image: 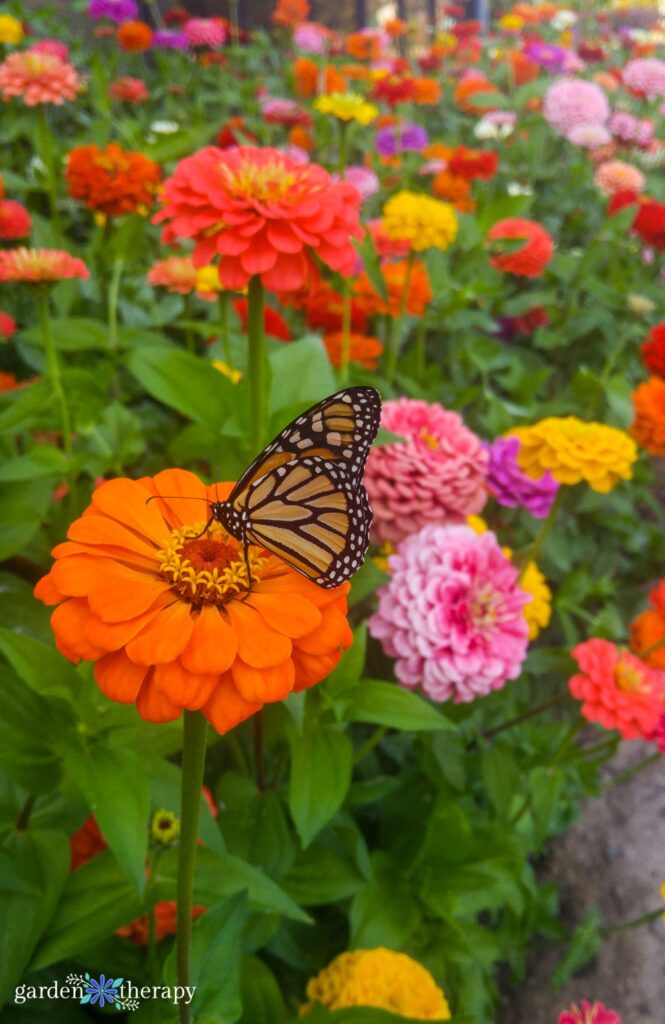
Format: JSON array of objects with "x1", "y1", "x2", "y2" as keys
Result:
[{"x1": 499, "y1": 743, "x2": 665, "y2": 1022}]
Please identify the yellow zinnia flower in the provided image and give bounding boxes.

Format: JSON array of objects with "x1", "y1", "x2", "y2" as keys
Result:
[
  {"x1": 508, "y1": 417, "x2": 637, "y2": 493},
  {"x1": 520, "y1": 561, "x2": 552, "y2": 640},
  {"x1": 0, "y1": 15, "x2": 24, "y2": 45},
  {"x1": 314, "y1": 92, "x2": 378, "y2": 125},
  {"x1": 300, "y1": 948, "x2": 451, "y2": 1020},
  {"x1": 382, "y1": 190, "x2": 458, "y2": 253}
]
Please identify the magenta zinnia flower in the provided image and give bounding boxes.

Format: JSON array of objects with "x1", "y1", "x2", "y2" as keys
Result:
[
  {"x1": 183, "y1": 18, "x2": 227, "y2": 47},
  {"x1": 376, "y1": 123, "x2": 429, "y2": 157},
  {"x1": 87, "y1": 0, "x2": 139, "y2": 21},
  {"x1": 558, "y1": 999, "x2": 622, "y2": 1024},
  {"x1": 364, "y1": 398, "x2": 488, "y2": 545},
  {"x1": 485, "y1": 436, "x2": 559, "y2": 518},
  {"x1": 543, "y1": 78, "x2": 610, "y2": 138},
  {"x1": 369, "y1": 524, "x2": 530, "y2": 703}
]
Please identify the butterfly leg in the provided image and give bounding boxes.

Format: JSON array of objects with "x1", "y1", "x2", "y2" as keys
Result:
[
  {"x1": 186, "y1": 515, "x2": 215, "y2": 541},
  {"x1": 238, "y1": 538, "x2": 254, "y2": 602}
]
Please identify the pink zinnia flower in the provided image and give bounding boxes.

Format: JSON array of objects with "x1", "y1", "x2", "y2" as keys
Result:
[
  {"x1": 569, "y1": 638, "x2": 664, "y2": 740},
  {"x1": 609, "y1": 111, "x2": 654, "y2": 147},
  {"x1": 364, "y1": 398, "x2": 488, "y2": 545},
  {"x1": 147, "y1": 255, "x2": 197, "y2": 294},
  {"x1": 594, "y1": 159, "x2": 645, "y2": 196},
  {"x1": 0, "y1": 311, "x2": 16, "y2": 339},
  {"x1": 543, "y1": 78, "x2": 610, "y2": 138},
  {"x1": 623, "y1": 58, "x2": 665, "y2": 100},
  {"x1": 183, "y1": 18, "x2": 227, "y2": 47},
  {"x1": 0, "y1": 248, "x2": 89, "y2": 283},
  {"x1": 30, "y1": 40, "x2": 70, "y2": 62},
  {"x1": 0, "y1": 50, "x2": 83, "y2": 106},
  {"x1": 333, "y1": 166, "x2": 380, "y2": 201},
  {"x1": 369, "y1": 524, "x2": 530, "y2": 703},
  {"x1": 558, "y1": 999, "x2": 622, "y2": 1024},
  {"x1": 109, "y1": 76, "x2": 149, "y2": 105},
  {"x1": 294, "y1": 23, "x2": 329, "y2": 55},
  {"x1": 0, "y1": 199, "x2": 31, "y2": 239},
  {"x1": 260, "y1": 97, "x2": 312, "y2": 127},
  {"x1": 567, "y1": 123, "x2": 612, "y2": 149}
]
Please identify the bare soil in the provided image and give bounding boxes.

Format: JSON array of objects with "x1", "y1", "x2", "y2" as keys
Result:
[{"x1": 499, "y1": 743, "x2": 665, "y2": 1023}]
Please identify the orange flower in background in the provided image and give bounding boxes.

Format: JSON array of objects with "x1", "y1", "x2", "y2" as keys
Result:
[
  {"x1": 454, "y1": 77, "x2": 500, "y2": 114},
  {"x1": 346, "y1": 31, "x2": 382, "y2": 61},
  {"x1": 117, "y1": 902, "x2": 206, "y2": 945},
  {"x1": 289, "y1": 125, "x2": 313, "y2": 151},
  {"x1": 448, "y1": 146, "x2": 499, "y2": 181},
  {"x1": 35, "y1": 471, "x2": 352, "y2": 735},
  {"x1": 631, "y1": 602, "x2": 665, "y2": 670},
  {"x1": 281, "y1": 280, "x2": 368, "y2": 334},
  {"x1": 630, "y1": 376, "x2": 665, "y2": 456},
  {"x1": 0, "y1": 371, "x2": 20, "y2": 392},
  {"x1": 487, "y1": 218, "x2": 554, "y2": 278},
  {"x1": 413, "y1": 77, "x2": 441, "y2": 104},
  {"x1": 232, "y1": 298, "x2": 291, "y2": 341},
  {"x1": 384, "y1": 18, "x2": 406, "y2": 38},
  {"x1": 432, "y1": 170, "x2": 475, "y2": 212},
  {"x1": 272, "y1": 0, "x2": 309, "y2": 27},
  {"x1": 354, "y1": 259, "x2": 432, "y2": 319},
  {"x1": 293, "y1": 57, "x2": 345, "y2": 97},
  {"x1": 0, "y1": 247, "x2": 88, "y2": 283},
  {"x1": 507, "y1": 49, "x2": 539, "y2": 85},
  {"x1": 155, "y1": 146, "x2": 362, "y2": 292},
  {"x1": 147, "y1": 255, "x2": 221, "y2": 301},
  {"x1": 323, "y1": 332, "x2": 383, "y2": 369},
  {"x1": 117, "y1": 20, "x2": 153, "y2": 52},
  {"x1": 65, "y1": 143, "x2": 161, "y2": 217}
]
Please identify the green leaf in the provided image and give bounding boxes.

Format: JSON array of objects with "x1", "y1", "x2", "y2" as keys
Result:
[
  {"x1": 268, "y1": 337, "x2": 336, "y2": 419},
  {"x1": 217, "y1": 771, "x2": 297, "y2": 877},
  {"x1": 350, "y1": 852, "x2": 419, "y2": 948},
  {"x1": 481, "y1": 745, "x2": 520, "y2": 818},
  {"x1": 0, "y1": 572, "x2": 52, "y2": 643},
  {"x1": 0, "y1": 480, "x2": 52, "y2": 561},
  {"x1": 552, "y1": 909, "x2": 601, "y2": 988},
  {"x1": 126, "y1": 347, "x2": 240, "y2": 432},
  {"x1": 79, "y1": 402, "x2": 144, "y2": 474},
  {"x1": 0, "y1": 668, "x2": 65, "y2": 793},
  {"x1": 0, "y1": 381, "x2": 52, "y2": 434},
  {"x1": 282, "y1": 841, "x2": 367, "y2": 905},
  {"x1": 239, "y1": 956, "x2": 289, "y2": 1024},
  {"x1": 164, "y1": 894, "x2": 249, "y2": 1024},
  {"x1": 0, "y1": 629, "x2": 83, "y2": 703},
  {"x1": 288, "y1": 721, "x2": 352, "y2": 847},
  {"x1": 0, "y1": 829, "x2": 70, "y2": 1004},
  {"x1": 0, "y1": 445, "x2": 68, "y2": 482},
  {"x1": 297, "y1": 1008, "x2": 471, "y2": 1024},
  {"x1": 19, "y1": 317, "x2": 109, "y2": 351},
  {"x1": 30, "y1": 851, "x2": 144, "y2": 970},
  {"x1": 341, "y1": 680, "x2": 453, "y2": 731},
  {"x1": 108, "y1": 215, "x2": 148, "y2": 262},
  {"x1": 63, "y1": 743, "x2": 149, "y2": 893}
]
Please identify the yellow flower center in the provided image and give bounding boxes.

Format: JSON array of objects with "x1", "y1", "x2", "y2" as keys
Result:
[
  {"x1": 470, "y1": 583, "x2": 501, "y2": 629},
  {"x1": 614, "y1": 657, "x2": 647, "y2": 694},
  {"x1": 150, "y1": 810, "x2": 180, "y2": 844},
  {"x1": 221, "y1": 159, "x2": 299, "y2": 202},
  {"x1": 158, "y1": 523, "x2": 266, "y2": 608},
  {"x1": 420, "y1": 429, "x2": 439, "y2": 450}
]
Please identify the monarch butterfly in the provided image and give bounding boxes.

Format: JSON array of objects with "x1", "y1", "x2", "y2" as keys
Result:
[{"x1": 210, "y1": 386, "x2": 381, "y2": 589}]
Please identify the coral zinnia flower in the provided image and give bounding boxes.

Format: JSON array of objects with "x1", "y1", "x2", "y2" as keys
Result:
[
  {"x1": 0, "y1": 199, "x2": 31, "y2": 239},
  {"x1": 630, "y1": 375, "x2": 665, "y2": 456},
  {"x1": 510, "y1": 417, "x2": 637, "y2": 492},
  {"x1": 0, "y1": 50, "x2": 83, "y2": 105},
  {"x1": 487, "y1": 218, "x2": 554, "y2": 278},
  {"x1": 272, "y1": 0, "x2": 310, "y2": 27},
  {"x1": 109, "y1": 75, "x2": 149, "y2": 105},
  {"x1": 569, "y1": 638, "x2": 663, "y2": 740},
  {"x1": 448, "y1": 146, "x2": 499, "y2": 181},
  {"x1": 154, "y1": 146, "x2": 362, "y2": 292},
  {"x1": 0, "y1": 247, "x2": 88, "y2": 283},
  {"x1": 557, "y1": 1000, "x2": 622, "y2": 1024},
  {"x1": 65, "y1": 143, "x2": 161, "y2": 217},
  {"x1": 594, "y1": 159, "x2": 645, "y2": 196},
  {"x1": 34, "y1": 471, "x2": 352, "y2": 734},
  {"x1": 323, "y1": 331, "x2": 382, "y2": 369},
  {"x1": 117, "y1": 20, "x2": 153, "y2": 52},
  {"x1": 302, "y1": 948, "x2": 451, "y2": 1019}
]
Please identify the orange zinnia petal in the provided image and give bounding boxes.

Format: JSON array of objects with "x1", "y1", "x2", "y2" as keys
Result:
[
  {"x1": 125, "y1": 599, "x2": 194, "y2": 665},
  {"x1": 226, "y1": 601, "x2": 292, "y2": 667},
  {"x1": 51, "y1": 599, "x2": 106, "y2": 661},
  {"x1": 153, "y1": 660, "x2": 218, "y2": 709},
  {"x1": 85, "y1": 592, "x2": 173, "y2": 651},
  {"x1": 34, "y1": 572, "x2": 64, "y2": 606},
  {"x1": 91, "y1": 477, "x2": 171, "y2": 546},
  {"x1": 249, "y1": 592, "x2": 322, "y2": 638},
  {"x1": 202, "y1": 671, "x2": 262, "y2": 734},
  {"x1": 87, "y1": 567, "x2": 168, "y2": 623},
  {"x1": 51, "y1": 540, "x2": 156, "y2": 571},
  {"x1": 231, "y1": 658, "x2": 295, "y2": 703},
  {"x1": 143, "y1": 468, "x2": 210, "y2": 530},
  {"x1": 95, "y1": 649, "x2": 149, "y2": 702},
  {"x1": 296, "y1": 605, "x2": 352, "y2": 655},
  {"x1": 68, "y1": 514, "x2": 160, "y2": 559},
  {"x1": 179, "y1": 605, "x2": 238, "y2": 674},
  {"x1": 136, "y1": 671, "x2": 182, "y2": 723},
  {"x1": 293, "y1": 648, "x2": 342, "y2": 690}
]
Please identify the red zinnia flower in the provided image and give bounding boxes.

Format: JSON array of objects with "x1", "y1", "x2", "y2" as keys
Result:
[
  {"x1": 569, "y1": 638, "x2": 663, "y2": 740},
  {"x1": 154, "y1": 146, "x2": 362, "y2": 292},
  {"x1": 641, "y1": 324, "x2": 665, "y2": 378},
  {"x1": 117, "y1": 21, "x2": 153, "y2": 52},
  {"x1": 633, "y1": 199, "x2": 665, "y2": 250},
  {"x1": 65, "y1": 143, "x2": 161, "y2": 217},
  {"x1": 448, "y1": 146, "x2": 499, "y2": 181},
  {"x1": 217, "y1": 116, "x2": 257, "y2": 149},
  {"x1": 487, "y1": 218, "x2": 554, "y2": 278},
  {"x1": 0, "y1": 371, "x2": 20, "y2": 392},
  {"x1": 232, "y1": 298, "x2": 291, "y2": 341},
  {"x1": 109, "y1": 76, "x2": 149, "y2": 105},
  {"x1": 0, "y1": 199, "x2": 31, "y2": 239},
  {"x1": 0, "y1": 311, "x2": 16, "y2": 339},
  {"x1": 630, "y1": 375, "x2": 665, "y2": 456}
]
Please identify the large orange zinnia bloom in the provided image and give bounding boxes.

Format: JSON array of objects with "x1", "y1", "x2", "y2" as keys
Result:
[
  {"x1": 35, "y1": 470, "x2": 352, "y2": 734},
  {"x1": 65, "y1": 142, "x2": 161, "y2": 217},
  {"x1": 631, "y1": 376, "x2": 665, "y2": 456},
  {"x1": 154, "y1": 146, "x2": 362, "y2": 292}
]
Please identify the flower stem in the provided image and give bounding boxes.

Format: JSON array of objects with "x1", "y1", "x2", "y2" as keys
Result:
[
  {"x1": 516, "y1": 488, "x2": 565, "y2": 575},
  {"x1": 36, "y1": 106, "x2": 62, "y2": 244},
  {"x1": 337, "y1": 120, "x2": 349, "y2": 176},
  {"x1": 339, "y1": 279, "x2": 352, "y2": 385},
  {"x1": 353, "y1": 725, "x2": 388, "y2": 765},
  {"x1": 37, "y1": 286, "x2": 73, "y2": 461},
  {"x1": 247, "y1": 275, "x2": 266, "y2": 452},
  {"x1": 602, "y1": 752, "x2": 661, "y2": 790},
  {"x1": 183, "y1": 292, "x2": 195, "y2": 354},
  {"x1": 481, "y1": 693, "x2": 568, "y2": 741},
  {"x1": 218, "y1": 291, "x2": 232, "y2": 364},
  {"x1": 16, "y1": 793, "x2": 36, "y2": 831},
  {"x1": 384, "y1": 251, "x2": 414, "y2": 386},
  {"x1": 415, "y1": 315, "x2": 427, "y2": 381},
  {"x1": 600, "y1": 905, "x2": 665, "y2": 936},
  {"x1": 176, "y1": 710, "x2": 208, "y2": 1024},
  {"x1": 108, "y1": 257, "x2": 124, "y2": 353},
  {"x1": 253, "y1": 711, "x2": 266, "y2": 791}
]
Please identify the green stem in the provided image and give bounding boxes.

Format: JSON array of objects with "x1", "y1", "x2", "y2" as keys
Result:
[
  {"x1": 183, "y1": 292, "x2": 195, "y2": 354},
  {"x1": 37, "y1": 286, "x2": 72, "y2": 461},
  {"x1": 146, "y1": 905, "x2": 157, "y2": 982},
  {"x1": 108, "y1": 257, "x2": 124, "y2": 353},
  {"x1": 218, "y1": 291, "x2": 232, "y2": 365},
  {"x1": 253, "y1": 711, "x2": 266, "y2": 791},
  {"x1": 481, "y1": 694, "x2": 568, "y2": 741},
  {"x1": 337, "y1": 120, "x2": 349, "y2": 176},
  {"x1": 516, "y1": 488, "x2": 565, "y2": 575},
  {"x1": 36, "y1": 106, "x2": 62, "y2": 243},
  {"x1": 353, "y1": 726, "x2": 388, "y2": 765},
  {"x1": 602, "y1": 752, "x2": 661, "y2": 790},
  {"x1": 415, "y1": 315, "x2": 427, "y2": 381},
  {"x1": 176, "y1": 710, "x2": 208, "y2": 1024},
  {"x1": 247, "y1": 276, "x2": 266, "y2": 452},
  {"x1": 384, "y1": 251, "x2": 414, "y2": 386},
  {"x1": 16, "y1": 793, "x2": 36, "y2": 831},
  {"x1": 339, "y1": 280, "x2": 352, "y2": 385},
  {"x1": 601, "y1": 905, "x2": 665, "y2": 936}
]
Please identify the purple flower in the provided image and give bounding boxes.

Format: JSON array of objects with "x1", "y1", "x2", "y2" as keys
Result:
[
  {"x1": 87, "y1": 0, "x2": 138, "y2": 22},
  {"x1": 376, "y1": 122, "x2": 428, "y2": 158},
  {"x1": 485, "y1": 436, "x2": 559, "y2": 518},
  {"x1": 152, "y1": 30, "x2": 189, "y2": 50},
  {"x1": 524, "y1": 42, "x2": 575, "y2": 75}
]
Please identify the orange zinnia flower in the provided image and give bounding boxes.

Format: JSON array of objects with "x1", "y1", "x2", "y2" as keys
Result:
[
  {"x1": 630, "y1": 376, "x2": 665, "y2": 456},
  {"x1": 154, "y1": 146, "x2": 362, "y2": 292},
  {"x1": 117, "y1": 20, "x2": 153, "y2": 52},
  {"x1": 65, "y1": 142, "x2": 161, "y2": 217},
  {"x1": 34, "y1": 471, "x2": 352, "y2": 734},
  {"x1": 0, "y1": 370, "x2": 20, "y2": 392},
  {"x1": 272, "y1": 0, "x2": 309, "y2": 27},
  {"x1": 413, "y1": 77, "x2": 441, "y2": 105},
  {"x1": 507, "y1": 49, "x2": 539, "y2": 85},
  {"x1": 281, "y1": 280, "x2": 368, "y2": 334},
  {"x1": 323, "y1": 332, "x2": 383, "y2": 369},
  {"x1": 432, "y1": 170, "x2": 475, "y2": 212},
  {"x1": 453, "y1": 77, "x2": 500, "y2": 114},
  {"x1": 354, "y1": 259, "x2": 432, "y2": 319},
  {"x1": 293, "y1": 57, "x2": 345, "y2": 98},
  {"x1": 346, "y1": 31, "x2": 382, "y2": 61}
]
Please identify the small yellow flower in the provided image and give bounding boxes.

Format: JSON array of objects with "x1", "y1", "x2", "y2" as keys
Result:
[
  {"x1": 520, "y1": 561, "x2": 552, "y2": 640},
  {"x1": 373, "y1": 542, "x2": 395, "y2": 573},
  {"x1": 0, "y1": 15, "x2": 24, "y2": 45},
  {"x1": 151, "y1": 810, "x2": 180, "y2": 845},
  {"x1": 627, "y1": 293, "x2": 655, "y2": 315},
  {"x1": 499, "y1": 14, "x2": 524, "y2": 31},
  {"x1": 314, "y1": 92, "x2": 379, "y2": 125},
  {"x1": 467, "y1": 515, "x2": 489, "y2": 534},
  {"x1": 382, "y1": 190, "x2": 458, "y2": 253},
  {"x1": 301, "y1": 948, "x2": 451, "y2": 1020},
  {"x1": 213, "y1": 359, "x2": 242, "y2": 385},
  {"x1": 195, "y1": 265, "x2": 222, "y2": 298},
  {"x1": 509, "y1": 417, "x2": 637, "y2": 493}
]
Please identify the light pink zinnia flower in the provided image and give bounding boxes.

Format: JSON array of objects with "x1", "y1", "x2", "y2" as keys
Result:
[
  {"x1": 623, "y1": 58, "x2": 665, "y2": 100},
  {"x1": 567, "y1": 123, "x2": 612, "y2": 149},
  {"x1": 609, "y1": 110, "x2": 654, "y2": 147},
  {"x1": 333, "y1": 166, "x2": 380, "y2": 201},
  {"x1": 543, "y1": 78, "x2": 610, "y2": 138},
  {"x1": 594, "y1": 159, "x2": 645, "y2": 196},
  {"x1": 368, "y1": 524, "x2": 530, "y2": 703},
  {"x1": 0, "y1": 50, "x2": 83, "y2": 105},
  {"x1": 364, "y1": 398, "x2": 488, "y2": 544},
  {"x1": 294, "y1": 23, "x2": 329, "y2": 55},
  {"x1": 183, "y1": 18, "x2": 227, "y2": 47},
  {"x1": 557, "y1": 999, "x2": 622, "y2": 1024}
]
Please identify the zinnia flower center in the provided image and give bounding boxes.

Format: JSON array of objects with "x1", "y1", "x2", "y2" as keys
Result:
[
  {"x1": 221, "y1": 158, "x2": 301, "y2": 202},
  {"x1": 469, "y1": 582, "x2": 502, "y2": 629},
  {"x1": 157, "y1": 523, "x2": 266, "y2": 607},
  {"x1": 614, "y1": 657, "x2": 647, "y2": 694},
  {"x1": 420, "y1": 429, "x2": 439, "y2": 450}
]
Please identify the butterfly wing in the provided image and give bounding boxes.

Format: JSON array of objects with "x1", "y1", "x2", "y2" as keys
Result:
[
  {"x1": 242, "y1": 455, "x2": 373, "y2": 587},
  {"x1": 228, "y1": 386, "x2": 381, "y2": 512}
]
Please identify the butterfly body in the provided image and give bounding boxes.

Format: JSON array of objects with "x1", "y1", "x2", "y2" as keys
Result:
[{"x1": 209, "y1": 386, "x2": 381, "y2": 588}]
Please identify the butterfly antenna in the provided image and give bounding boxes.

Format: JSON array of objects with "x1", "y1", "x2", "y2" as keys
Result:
[{"x1": 145, "y1": 495, "x2": 209, "y2": 505}]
